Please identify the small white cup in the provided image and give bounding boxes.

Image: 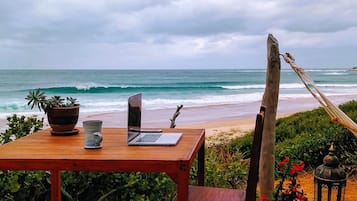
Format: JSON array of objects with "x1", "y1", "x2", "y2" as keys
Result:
[{"x1": 83, "y1": 120, "x2": 103, "y2": 149}]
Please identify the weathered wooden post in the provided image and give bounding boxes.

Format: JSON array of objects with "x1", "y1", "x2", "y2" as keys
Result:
[{"x1": 259, "y1": 34, "x2": 281, "y2": 198}]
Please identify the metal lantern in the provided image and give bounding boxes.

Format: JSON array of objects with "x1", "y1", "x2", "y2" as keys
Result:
[{"x1": 314, "y1": 143, "x2": 347, "y2": 201}]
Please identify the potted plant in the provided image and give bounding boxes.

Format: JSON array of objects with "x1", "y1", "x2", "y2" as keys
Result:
[{"x1": 26, "y1": 89, "x2": 80, "y2": 135}]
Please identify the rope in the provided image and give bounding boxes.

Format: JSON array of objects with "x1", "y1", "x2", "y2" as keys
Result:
[{"x1": 282, "y1": 52, "x2": 357, "y2": 137}]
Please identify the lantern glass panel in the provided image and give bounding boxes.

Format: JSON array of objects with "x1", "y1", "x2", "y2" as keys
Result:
[
  {"x1": 321, "y1": 185, "x2": 328, "y2": 201},
  {"x1": 331, "y1": 186, "x2": 338, "y2": 201}
]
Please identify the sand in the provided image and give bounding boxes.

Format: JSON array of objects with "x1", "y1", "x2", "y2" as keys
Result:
[
  {"x1": 2, "y1": 95, "x2": 354, "y2": 137},
  {"x1": 76, "y1": 95, "x2": 354, "y2": 137}
]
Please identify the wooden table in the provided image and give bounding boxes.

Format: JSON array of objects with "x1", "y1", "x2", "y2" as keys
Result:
[{"x1": 0, "y1": 128, "x2": 205, "y2": 201}]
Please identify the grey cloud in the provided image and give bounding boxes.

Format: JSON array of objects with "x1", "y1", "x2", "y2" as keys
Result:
[
  {"x1": 0, "y1": 0, "x2": 357, "y2": 69},
  {"x1": 126, "y1": 1, "x2": 252, "y2": 36},
  {"x1": 277, "y1": 1, "x2": 357, "y2": 33},
  {"x1": 144, "y1": 14, "x2": 248, "y2": 36},
  {"x1": 0, "y1": 1, "x2": 147, "y2": 44},
  {"x1": 3, "y1": 0, "x2": 356, "y2": 45}
]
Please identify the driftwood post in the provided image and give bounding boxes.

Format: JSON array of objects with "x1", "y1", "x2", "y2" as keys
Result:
[
  {"x1": 170, "y1": 105, "x2": 183, "y2": 128},
  {"x1": 259, "y1": 34, "x2": 281, "y2": 197}
]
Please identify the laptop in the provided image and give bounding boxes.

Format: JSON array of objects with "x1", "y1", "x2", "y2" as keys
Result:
[{"x1": 127, "y1": 93, "x2": 182, "y2": 146}]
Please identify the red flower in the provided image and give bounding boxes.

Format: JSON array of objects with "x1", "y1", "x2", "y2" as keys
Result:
[
  {"x1": 258, "y1": 194, "x2": 270, "y2": 201},
  {"x1": 274, "y1": 157, "x2": 307, "y2": 201},
  {"x1": 284, "y1": 189, "x2": 290, "y2": 195},
  {"x1": 297, "y1": 192, "x2": 307, "y2": 201},
  {"x1": 290, "y1": 161, "x2": 304, "y2": 175},
  {"x1": 292, "y1": 186, "x2": 297, "y2": 192},
  {"x1": 278, "y1": 157, "x2": 289, "y2": 166}
]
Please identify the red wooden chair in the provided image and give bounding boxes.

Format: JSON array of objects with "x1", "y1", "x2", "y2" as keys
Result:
[{"x1": 175, "y1": 106, "x2": 265, "y2": 201}]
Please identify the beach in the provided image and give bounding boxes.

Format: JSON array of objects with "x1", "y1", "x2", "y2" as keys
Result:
[
  {"x1": 1, "y1": 94, "x2": 355, "y2": 138},
  {"x1": 77, "y1": 95, "x2": 356, "y2": 138}
]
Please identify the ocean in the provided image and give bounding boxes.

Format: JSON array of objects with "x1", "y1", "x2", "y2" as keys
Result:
[{"x1": 0, "y1": 69, "x2": 356, "y2": 120}]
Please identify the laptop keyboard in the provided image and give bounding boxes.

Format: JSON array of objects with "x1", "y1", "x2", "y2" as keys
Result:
[{"x1": 137, "y1": 134, "x2": 161, "y2": 142}]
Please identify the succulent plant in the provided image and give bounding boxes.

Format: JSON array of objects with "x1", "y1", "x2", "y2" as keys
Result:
[{"x1": 26, "y1": 89, "x2": 78, "y2": 113}]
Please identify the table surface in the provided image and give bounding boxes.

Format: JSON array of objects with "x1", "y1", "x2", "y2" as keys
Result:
[
  {"x1": 0, "y1": 128, "x2": 204, "y2": 170},
  {"x1": 0, "y1": 128, "x2": 205, "y2": 201}
]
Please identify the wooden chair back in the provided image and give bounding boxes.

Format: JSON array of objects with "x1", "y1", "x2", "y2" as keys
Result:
[
  {"x1": 245, "y1": 106, "x2": 265, "y2": 201},
  {"x1": 174, "y1": 106, "x2": 266, "y2": 201}
]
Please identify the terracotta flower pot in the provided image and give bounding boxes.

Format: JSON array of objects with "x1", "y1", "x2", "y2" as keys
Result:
[{"x1": 47, "y1": 105, "x2": 80, "y2": 134}]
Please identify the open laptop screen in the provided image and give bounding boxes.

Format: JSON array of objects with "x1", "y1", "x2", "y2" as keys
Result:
[{"x1": 127, "y1": 93, "x2": 142, "y2": 142}]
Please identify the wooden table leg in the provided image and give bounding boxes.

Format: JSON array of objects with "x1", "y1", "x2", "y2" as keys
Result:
[
  {"x1": 197, "y1": 142, "x2": 205, "y2": 186},
  {"x1": 50, "y1": 169, "x2": 61, "y2": 201},
  {"x1": 176, "y1": 165, "x2": 190, "y2": 201}
]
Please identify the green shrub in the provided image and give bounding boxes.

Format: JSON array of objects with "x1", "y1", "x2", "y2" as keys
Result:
[
  {"x1": 275, "y1": 100, "x2": 357, "y2": 168},
  {"x1": 275, "y1": 109, "x2": 329, "y2": 143},
  {"x1": 0, "y1": 114, "x2": 43, "y2": 144},
  {"x1": 219, "y1": 100, "x2": 357, "y2": 169},
  {"x1": 203, "y1": 130, "x2": 249, "y2": 188},
  {"x1": 228, "y1": 133, "x2": 253, "y2": 159},
  {"x1": 61, "y1": 172, "x2": 175, "y2": 201}
]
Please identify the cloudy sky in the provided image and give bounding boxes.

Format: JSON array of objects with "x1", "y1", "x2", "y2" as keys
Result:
[{"x1": 1, "y1": 0, "x2": 357, "y2": 69}]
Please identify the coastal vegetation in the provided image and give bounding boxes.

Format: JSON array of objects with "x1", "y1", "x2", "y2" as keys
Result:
[
  {"x1": 0, "y1": 100, "x2": 356, "y2": 200},
  {"x1": 229, "y1": 100, "x2": 357, "y2": 169}
]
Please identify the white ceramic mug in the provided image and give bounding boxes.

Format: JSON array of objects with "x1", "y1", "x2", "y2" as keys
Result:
[{"x1": 83, "y1": 120, "x2": 103, "y2": 149}]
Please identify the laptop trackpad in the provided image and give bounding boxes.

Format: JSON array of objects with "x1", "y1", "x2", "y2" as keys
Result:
[
  {"x1": 137, "y1": 134, "x2": 161, "y2": 142},
  {"x1": 134, "y1": 133, "x2": 182, "y2": 145}
]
